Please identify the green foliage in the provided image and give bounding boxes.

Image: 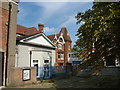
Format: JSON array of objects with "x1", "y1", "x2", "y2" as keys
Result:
[{"x1": 75, "y1": 2, "x2": 120, "y2": 67}]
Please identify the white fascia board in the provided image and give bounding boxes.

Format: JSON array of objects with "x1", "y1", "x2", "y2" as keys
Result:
[{"x1": 57, "y1": 34, "x2": 65, "y2": 44}]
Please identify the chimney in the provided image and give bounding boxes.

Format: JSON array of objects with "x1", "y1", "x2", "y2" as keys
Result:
[{"x1": 38, "y1": 24, "x2": 44, "y2": 33}]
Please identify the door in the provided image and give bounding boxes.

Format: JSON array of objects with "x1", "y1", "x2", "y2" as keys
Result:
[
  {"x1": 34, "y1": 64, "x2": 38, "y2": 77},
  {"x1": 0, "y1": 52, "x2": 4, "y2": 86},
  {"x1": 33, "y1": 60, "x2": 39, "y2": 77},
  {"x1": 44, "y1": 60, "x2": 50, "y2": 79}
]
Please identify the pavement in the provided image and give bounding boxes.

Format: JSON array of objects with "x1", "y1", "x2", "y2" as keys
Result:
[{"x1": 0, "y1": 86, "x2": 4, "y2": 90}]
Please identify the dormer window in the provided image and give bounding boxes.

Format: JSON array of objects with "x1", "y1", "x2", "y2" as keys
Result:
[
  {"x1": 58, "y1": 44, "x2": 62, "y2": 49},
  {"x1": 59, "y1": 38, "x2": 63, "y2": 42}
]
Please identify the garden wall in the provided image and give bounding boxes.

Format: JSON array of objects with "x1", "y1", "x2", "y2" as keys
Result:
[{"x1": 10, "y1": 67, "x2": 36, "y2": 86}]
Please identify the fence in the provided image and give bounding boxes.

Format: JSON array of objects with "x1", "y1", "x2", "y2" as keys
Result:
[
  {"x1": 52, "y1": 65, "x2": 73, "y2": 78},
  {"x1": 36, "y1": 65, "x2": 73, "y2": 80}
]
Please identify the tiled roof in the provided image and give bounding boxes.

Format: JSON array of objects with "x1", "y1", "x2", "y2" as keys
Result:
[
  {"x1": 60, "y1": 27, "x2": 72, "y2": 42},
  {"x1": 47, "y1": 34, "x2": 59, "y2": 41},
  {"x1": 17, "y1": 24, "x2": 72, "y2": 42},
  {"x1": 17, "y1": 24, "x2": 40, "y2": 35},
  {"x1": 47, "y1": 27, "x2": 72, "y2": 42}
]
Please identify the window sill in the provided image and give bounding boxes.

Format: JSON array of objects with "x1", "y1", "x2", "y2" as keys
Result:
[{"x1": 58, "y1": 58, "x2": 64, "y2": 60}]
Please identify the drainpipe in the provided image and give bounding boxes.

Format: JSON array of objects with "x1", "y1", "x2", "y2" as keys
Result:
[
  {"x1": 30, "y1": 51, "x2": 32, "y2": 67},
  {"x1": 5, "y1": 2, "x2": 12, "y2": 86},
  {"x1": 64, "y1": 43, "x2": 66, "y2": 66}
]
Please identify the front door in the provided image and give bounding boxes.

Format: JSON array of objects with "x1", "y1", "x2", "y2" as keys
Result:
[
  {"x1": 0, "y1": 52, "x2": 4, "y2": 86},
  {"x1": 34, "y1": 64, "x2": 38, "y2": 77},
  {"x1": 33, "y1": 60, "x2": 39, "y2": 77},
  {"x1": 44, "y1": 60, "x2": 50, "y2": 79}
]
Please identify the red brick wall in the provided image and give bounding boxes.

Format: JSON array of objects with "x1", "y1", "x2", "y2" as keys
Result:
[
  {"x1": 55, "y1": 41, "x2": 72, "y2": 66},
  {"x1": 11, "y1": 67, "x2": 37, "y2": 86},
  {"x1": 0, "y1": 8, "x2": 8, "y2": 52},
  {"x1": 0, "y1": 7, "x2": 9, "y2": 86},
  {"x1": 64, "y1": 41, "x2": 72, "y2": 65}
]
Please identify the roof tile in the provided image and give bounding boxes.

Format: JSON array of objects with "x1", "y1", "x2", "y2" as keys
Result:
[{"x1": 17, "y1": 24, "x2": 40, "y2": 35}]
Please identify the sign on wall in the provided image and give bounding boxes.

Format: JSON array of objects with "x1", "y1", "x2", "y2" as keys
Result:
[{"x1": 23, "y1": 69, "x2": 30, "y2": 81}]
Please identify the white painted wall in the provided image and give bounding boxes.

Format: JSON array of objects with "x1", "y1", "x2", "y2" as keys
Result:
[
  {"x1": 15, "y1": 45, "x2": 30, "y2": 67},
  {"x1": 15, "y1": 44, "x2": 55, "y2": 67},
  {"x1": 27, "y1": 36, "x2": 53, "y2": 47}
]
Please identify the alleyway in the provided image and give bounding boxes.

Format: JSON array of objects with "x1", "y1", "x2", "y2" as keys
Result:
[{"x1": 6, "y1": 76, "x2": 120, "y2": 88}]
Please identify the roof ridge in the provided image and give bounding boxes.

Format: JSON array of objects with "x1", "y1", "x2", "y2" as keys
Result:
[
  {"x1": 17, "y1": 24, "x2": 28, "y2": 29},
  {"x1": 48, "y1": 33, "x2": 59, "y2": 36},
  {"x1": 17, "y1": 24, "x2": 37, "y2": 30}
]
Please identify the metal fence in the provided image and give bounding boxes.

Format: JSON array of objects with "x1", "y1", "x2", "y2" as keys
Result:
[
  {"x1": 53, "y1": 65, "x2": 72, "y2": 78},
  {"x1": 37, "y1": 65, "x2": 73, "y2": 80}
]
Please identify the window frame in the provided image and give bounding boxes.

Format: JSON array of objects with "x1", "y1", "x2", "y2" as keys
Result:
[
  {"x1": 58, "y1": 44, "x2": 62, "y2": 49},
  {"x1": 58, "y1": 53, "x2": 64, "y2": 60}
]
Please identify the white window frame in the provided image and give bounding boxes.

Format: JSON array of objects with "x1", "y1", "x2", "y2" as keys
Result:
[
  {"x1": 68, "y1": 45, "x2": 71, "y2": 50},
  {"x1": 58, "y1": 44, "x2": 62, "y2": 49},
  {"x1": 58, "y1": 53, "x2": 64, "y2": 60}
]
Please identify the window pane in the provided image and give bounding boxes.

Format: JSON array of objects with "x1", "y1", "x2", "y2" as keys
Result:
[
  {"x1": 44, "y1": 60, "x2": 49, "y2": 63},
  {"x1": 58, "y1": 44, "x2": 62, "y2": 49},
  {"x1": 33, "y1": 60, "x2": 38, "y2": 63},
  {"x1": 58, "y1": 54, "x2": 60, "y2": 58}
]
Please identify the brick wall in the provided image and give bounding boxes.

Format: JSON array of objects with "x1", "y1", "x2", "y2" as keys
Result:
[
  {"x1": 10, "y1": 67, "x2": 37, "y2": 86},
  {"x1": 55, "y1": 41, "x2": 72, "y2": 66},
  {"x1": 0, "y1": 7, "x2": 8, "y2": 52},
  {"x1": 0, "y1": 6, "x2": 9, "y2": 86}
]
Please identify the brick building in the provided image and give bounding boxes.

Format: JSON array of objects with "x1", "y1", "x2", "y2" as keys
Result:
[
  {"x1": 48, "y1": 27, "x2": 72, "y2": 66},
  {"x1": 16, "y1": 24, "x2": 72, "y2": 66},
  {"x1": 0, "y1": 0, "x2": 18, "y2": 86}
]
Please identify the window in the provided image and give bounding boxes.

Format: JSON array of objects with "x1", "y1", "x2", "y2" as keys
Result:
[
  {"x1": 58, "y1": 53, "x2": 64, "y2": 60},
  {"x1": 33, "y1": 60, "x2": 38, "y2": 63},
  {"x1": 59, "y1": 38, "x2": 63, "y2": 42},
  {"x1": 44, "y1": 60, "x2": 50, "y2": 78},
  {"x1": 68, "y1": 54, "x2": 71, "y2": 58},
  {"x1": 68, "y1": 45, "x2": 71, "y2": 50},
  {"x1": 115, "y1": 59, "x2": 120, "y2": 66},
  {"x1": 58, "y1": 44, "x2": 62, "y2": 49},
  {"x1": 58, "y1": 54, "x2": 61, "y2": 58},
  {"x1": 44, "y1": 60, "x2": 49, "y2": 63}
]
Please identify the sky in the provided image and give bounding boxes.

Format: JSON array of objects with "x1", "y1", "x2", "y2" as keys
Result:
[{"x1": 17, "y1": 1, "x2": 93, "y2": 47}]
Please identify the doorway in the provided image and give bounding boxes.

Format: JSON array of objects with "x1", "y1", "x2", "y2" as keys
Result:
[
  {"x1": 0, "y1": 52, "x2": 4, "y2": 86},
  {"x1": 44, "y1": 60, "x2": 50, "y2": 79},
  {"x1": 33, "y1": 60, "x2": 39, "y2": 77}
]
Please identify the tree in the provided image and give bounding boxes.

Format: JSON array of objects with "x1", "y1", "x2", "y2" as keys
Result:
[{"x1": 75, "y1": 2, "x2": 120, "y2": 68}]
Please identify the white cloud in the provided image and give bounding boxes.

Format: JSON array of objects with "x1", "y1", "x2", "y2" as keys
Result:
[
  {"x1": 34, "y1": 2, "x2": 67, "y2": 22},
  {"x1": 20, "y1": 0, "x2": 93, "y2": 2},
  {"x1": 61, "y1": 15, "x2": 76, "y2": 27},
  {"x1": 17, "y1": 6, "x2": 29, "y2": 22},
  {"x1": 44, "y1": 27, "x2": 56, "y2": 33}
]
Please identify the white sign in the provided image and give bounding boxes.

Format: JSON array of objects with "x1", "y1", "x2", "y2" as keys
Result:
[{"x1": 23, "y1": 69, "x2": 30, "y2": 81}]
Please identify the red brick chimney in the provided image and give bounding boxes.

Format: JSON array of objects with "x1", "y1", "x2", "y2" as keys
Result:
[{"x1": 38, "y1": 24, "x2": 44, "y2": 33}]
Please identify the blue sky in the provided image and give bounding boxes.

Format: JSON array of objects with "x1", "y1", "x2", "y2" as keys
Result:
[{"x1": 17, "y1": 1, "x2": 93, "y2": 46}]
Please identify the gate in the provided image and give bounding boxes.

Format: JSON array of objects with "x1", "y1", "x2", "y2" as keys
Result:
[{"x1": 0, "y1": 52, "x2": 4, "y2": 86}]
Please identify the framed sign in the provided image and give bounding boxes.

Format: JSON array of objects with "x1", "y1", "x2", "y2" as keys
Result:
[{"x1": 23, "y1": 69, "x2": 30, "y2": 81}]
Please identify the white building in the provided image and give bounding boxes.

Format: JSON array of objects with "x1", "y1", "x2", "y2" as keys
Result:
[
  {"x1": 68, "y1": 52, "x2": 83, "y2": 65},
  {"x1": 15, "y1": 33, "x2": 56, "y2": 79}
]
